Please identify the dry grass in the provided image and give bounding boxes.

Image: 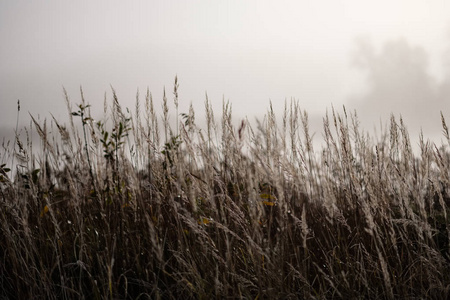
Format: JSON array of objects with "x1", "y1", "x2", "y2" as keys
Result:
[{"x1": 1, "y1": 79, "x2": 449, "y2": 299}]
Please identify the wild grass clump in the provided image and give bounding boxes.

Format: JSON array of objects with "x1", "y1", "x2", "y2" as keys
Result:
[{"x1": 1, "y1": 79, "x2": 450, "y2": 299}]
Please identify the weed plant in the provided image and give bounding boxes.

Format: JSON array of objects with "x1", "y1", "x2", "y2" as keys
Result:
[{"x1": 1, "y1": 79, "x2": 450, "y2": 299}]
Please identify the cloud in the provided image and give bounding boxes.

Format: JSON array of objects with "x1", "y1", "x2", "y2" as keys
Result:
[{"x1": 348, "y1": 37, "x2": 449, "y2": 139}]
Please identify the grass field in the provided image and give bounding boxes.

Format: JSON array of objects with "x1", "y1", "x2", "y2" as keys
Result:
[{"x1": 1, "y1": 80, "x2": 449, "y2": 299}]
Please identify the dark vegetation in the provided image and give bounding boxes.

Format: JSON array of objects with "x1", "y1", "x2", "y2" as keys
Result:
[{"x1": 1, "y1": 79, "x2": 450, "y2": 299}]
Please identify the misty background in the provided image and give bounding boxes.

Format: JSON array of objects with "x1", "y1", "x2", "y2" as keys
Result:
[{"x1": 1, "y1": 1, "x2": 450, "y2": 153}]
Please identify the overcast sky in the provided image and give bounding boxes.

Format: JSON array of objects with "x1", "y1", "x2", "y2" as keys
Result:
[{"x1": 1, "y1": 0, "x2": 450, "y2": 145}]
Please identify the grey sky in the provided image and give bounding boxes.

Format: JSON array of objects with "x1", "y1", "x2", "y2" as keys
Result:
[{"x1": 1, "y1": 0, "x2": 449, "y2": 144}]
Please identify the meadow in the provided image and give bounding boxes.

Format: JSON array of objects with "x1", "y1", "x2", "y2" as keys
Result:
[{"x1": 1, "y1": 79, "x2": 449, "y2": 299}]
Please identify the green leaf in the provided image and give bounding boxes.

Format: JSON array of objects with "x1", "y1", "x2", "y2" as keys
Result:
[
  {"x1": 32, "y1": 169, "x2": 40, "y2": 184},
  {"x1": 0, "y1": 164, "x2": 10, "y2": 173}
]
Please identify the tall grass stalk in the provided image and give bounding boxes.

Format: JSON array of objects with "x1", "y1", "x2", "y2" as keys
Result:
[{"x1": 1, "y1": 80, "x2": 449, "y2": 299}]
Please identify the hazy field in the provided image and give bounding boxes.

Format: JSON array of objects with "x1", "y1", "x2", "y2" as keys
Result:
[{"x1": 1, "y1": 81, "x2": 449, "y2": 299}]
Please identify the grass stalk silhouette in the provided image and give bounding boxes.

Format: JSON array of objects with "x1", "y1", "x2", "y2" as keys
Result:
[{"x1": 1, "y1": 79, "x2": 449, "y2": 299}]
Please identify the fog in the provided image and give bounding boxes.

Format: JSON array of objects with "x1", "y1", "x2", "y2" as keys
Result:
[
  {"x1": 1, "y1": 1, "x2": 450, "y2": 152},
  {"x1": 349, "y1": 37, "x2": 450, "y2": 142}
]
